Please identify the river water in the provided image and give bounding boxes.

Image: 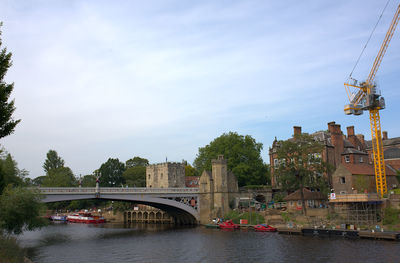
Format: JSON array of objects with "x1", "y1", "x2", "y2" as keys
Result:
[{"x1": 19, "y1": 223, "x2": 400, "y2": 263}]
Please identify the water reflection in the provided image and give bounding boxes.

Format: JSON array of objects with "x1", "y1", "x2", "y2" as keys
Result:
[{"x1": 19, "y1": 223, "x2": 400, "y2": 263}]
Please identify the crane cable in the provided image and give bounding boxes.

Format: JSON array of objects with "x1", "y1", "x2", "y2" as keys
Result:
[{"x1": 349, "y1": 0, "x2": 391, "y2": 79}]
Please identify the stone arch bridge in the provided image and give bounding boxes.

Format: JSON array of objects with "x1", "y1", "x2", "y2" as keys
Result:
[{"x1": 36, "y1": 187, "x2": 199, "y2": 225}]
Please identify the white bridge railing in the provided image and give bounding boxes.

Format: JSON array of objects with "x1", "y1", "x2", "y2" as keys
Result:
[{"x1": 33, "y1": 187, "x2": 199, "y2": 195}]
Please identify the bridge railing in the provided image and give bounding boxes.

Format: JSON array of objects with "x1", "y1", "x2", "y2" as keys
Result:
[{"x1": 31, "y1": 187, "x2": 199, "y2": 194}]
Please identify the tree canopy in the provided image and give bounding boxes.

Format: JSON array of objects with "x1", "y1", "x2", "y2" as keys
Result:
[
  {"x1": 41, "y1": 167, "x2": 76, "y2": 187},
  {"x1": 125, "y1": 157, "x2": 149, "y2": 168},
  {"x1": 43, "y1": 150, "x2": 65, "y2": 174},
  {"x1": 274, "y1": 133, "x2": 330, "y2": 194},
  {"x1": 123, "y1": 157, "x2": 148, "y2": 187},
  {"x1": 99, "y1": 158, "x2": 125, "y2": 187},
  {"x1": 194, "y1": 132, "x2": 268, "y2": 187},
  {"x1": 185, "y1": 164, "x2": 198, "y2": 177},
  {"x1": 0, "y1": 23, "x2": 20, "y2": 139},
  {"x1": 40, "y1": 150, "x2": 76, "y2": 187},
  {"x1": 0, "y1": 151, "x2": 26, "y2": 193},
  {"x1": 0, "y1": 186, "x2": 46, "y2": 235}
]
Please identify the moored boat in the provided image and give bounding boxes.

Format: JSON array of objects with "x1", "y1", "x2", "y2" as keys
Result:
[
  {"x1": 50, "y1": 215, "x2": 67, "y2": 221},
  {"x1": 219, "y1": 220, "x2": 239, "y2": 230},
  {"x1": 253, "y1": 224, "x2": 277, "y2": 232},
  {"x1": 67, "y1": 212, "x2": 105, "y2": 224}
]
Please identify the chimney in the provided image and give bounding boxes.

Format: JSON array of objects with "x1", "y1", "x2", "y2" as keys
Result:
[
  {"x1": 347, "y1": 126, "x2": 355, "y2": 137},
  {"x1": 383, "y1": 131, "x2": 388, "y2": 140},
  {"x1": 328, "y1": 121, "x2": 336, "y2": 133},
  {"x1": 293, "y1": 126, "x2": 302, "y2": 136},
  {"x1": 329, "y1": 123, "x2": 344, "y2": 168},
  {"x1": 356, "y1": 134, "x2": 365, "y2": 146}
]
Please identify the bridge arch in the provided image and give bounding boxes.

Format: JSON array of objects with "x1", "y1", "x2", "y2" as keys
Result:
[{"x1": 41, "y1": 192, "x2": 199, "y2": 225}]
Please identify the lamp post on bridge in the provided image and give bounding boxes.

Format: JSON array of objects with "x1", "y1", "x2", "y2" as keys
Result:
[{"x1": 95, "y1": 171, "x2": 101, "y2": 198}]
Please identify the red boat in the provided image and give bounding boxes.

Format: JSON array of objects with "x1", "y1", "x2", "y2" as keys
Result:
[
  {"x1": 67, "y1": 212, "x2": 105, "y2": 224},
  {"x1": 219, "y1": 220, "x2": 240, "y2": 229},
  {"x1": 253, "y1": 224, "x2": 277, "y2": 232}
]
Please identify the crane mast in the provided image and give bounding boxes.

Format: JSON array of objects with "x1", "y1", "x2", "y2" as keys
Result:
[{"x1": 344, "y1": 3, "x2": 400, "y2": 197}]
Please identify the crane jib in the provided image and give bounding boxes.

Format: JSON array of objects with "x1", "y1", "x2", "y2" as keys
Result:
[{"x1": 343, "y1": 3, "x2": 400, "y2": 197}]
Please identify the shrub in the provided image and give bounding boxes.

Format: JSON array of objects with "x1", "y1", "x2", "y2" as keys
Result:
[
  {"x1": 0, "y1": 232, "x2": 25, "y2": 263},
  {"x1": 383, "y1": 207, "x2": 400, "y2": 226}
]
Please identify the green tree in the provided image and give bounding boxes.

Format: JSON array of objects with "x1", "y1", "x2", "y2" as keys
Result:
[
  {"x1": 81, "y1": 174, "x2": 96, "y2": 187},
  {"x1": 123, "y1": 166, "x2": 146, "y2": 187},
  {"x1": 42, "y1": 167, "x2": 76, "y2": 187},
  {"x1": 99, "y1": 158, "x2": 125, "y2": 187},
  {"x1": 43, "y1": 150, "x2": 65, "y2": 174},
  {"x1": 274, "y1": 133, "x2": 330, "y2": 215},
  {"x1": 123, "y1": 157, "x2": 148, "y2": 187},
  {"x1": 0, "y1": 151, "x2": 25, "y2": 193},
  {"x1": 194, "y1": 132, "x2": 268, "y2": 187},
  {"x1": 0, "y1": 23, "x2": 21, "y2": 139},
  {"x1": 185, "y1": 164, "x2": 198, "y2": 177},
  {"x1": 32, "y1": 175, "x2": 46, "y2": 186},
  {"x1": 0, "y1": 186, "x2": 47, "y2": 235},
  {"x1": 125, "y1": 156, "x2": 149, "y2": 168}
]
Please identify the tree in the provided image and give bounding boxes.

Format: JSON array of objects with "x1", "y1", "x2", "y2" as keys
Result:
[
  {"x1": 274, "y1": 133, "x2": 331, "y2": 215},
  {"x1": 0, "y1": 23, "x2": 21, "y2": 139},
  {"x1": 125, "y1": 156, "x2": 149, "y2": 168},
  {"x1": 41, "y1": 167, "x2": 76, "y2": 187},
  {"x1": 123, "y1": 166, "x2": 146, "y2": 187},
  {"x1": 43, "y1": 150, "x2": 65, "y2": 174},
  {"x1": 98, "y1": 158, "x2": 125, "y2": 187},
  {"x1": 194, "y1": 132, "x2": 268, "y2": 187},
  {"x1": 123, "y1": 157, "x2": 148, "y2": 187},
  {"x1": 81, "y1": 174, "x2": 96, "y2": 187},
  {"x1": 185, "y1": 164, "x2": 198, "y2": 177},
  {"x1": 0, "y1": 151, "x2": 25, "y2": 193},
  {"x1": 0, "y1": 186, "x2": 47, "y2": 235},
  {"x1": 32, "y1": 176, "x2": 46, "y2": 186}
]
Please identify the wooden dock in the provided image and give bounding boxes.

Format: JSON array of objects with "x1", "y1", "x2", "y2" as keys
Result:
[
  {"x1": 278, "y1": 228, "x2": 302, "y2": 235},
  {"x1": 359, "y1": 231, "x2": 400, "y2": 241},
  {"x1": 278, "y1": 228, "x2": 400, "y2": 241}
]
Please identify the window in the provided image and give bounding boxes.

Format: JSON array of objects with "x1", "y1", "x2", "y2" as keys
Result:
[
  {"x1": 360, "y1": 157, "x2": 364, "y2": 163},
  {"x1": 160, "y1": 173, "x2": 163, "y2": 179},
  {"x1": 340, "y1": 191, "x2": 347, "y2": 194},
  {"x1": 340, "y1": 177, "x2": 346, "y2": 184},
  {"x1": 274, "y1": 159, "x2": 279, "y2": 167},
  {"x1": 345, "y1": 155, "x2": 350, "y2": 163},
  {"x1": 148, "y1": 174, "x2": 151, "y2": 179}
]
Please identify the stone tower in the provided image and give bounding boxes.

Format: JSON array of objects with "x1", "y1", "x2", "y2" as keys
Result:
[
  {"x1": 199, "y1": 155, "x2": 238, "y2": 224},
  {"x1": 211, "y1": 155, "x2": 230, "y2": 217}
]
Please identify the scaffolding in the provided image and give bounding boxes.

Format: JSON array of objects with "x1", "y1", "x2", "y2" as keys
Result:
[{"x1": 333, "y1": 201, "x2": 382, "y2": 227}]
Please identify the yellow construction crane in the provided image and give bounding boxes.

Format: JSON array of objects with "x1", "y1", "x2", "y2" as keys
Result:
[{"x1": 344, "y1": 3, "x2": 400, "y2": 197}]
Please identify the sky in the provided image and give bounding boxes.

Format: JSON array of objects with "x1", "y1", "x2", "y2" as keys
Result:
[{"x1": 0, "y1": 0, "x2": 399, "y2": 179}]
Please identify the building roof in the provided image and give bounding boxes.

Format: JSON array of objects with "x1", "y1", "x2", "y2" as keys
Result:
[
  {"x1": 342, "y1": 163, "x2": 397, "y2": 176},
  {"x1": 384, "y1": 148, "x2": 400, "y2": 159},
  {"x1": 283, "y1": 188, "x2": 327, "y2": 201},
  {"x1": 342, "y1": 148, "x2": 368, "y2": 155},
  {"x1": 343, "y1": 139, "x2": 354, "y2": 148},
  {"x1": 366, "y1": 137, "x2": 400, "y2": 149}
]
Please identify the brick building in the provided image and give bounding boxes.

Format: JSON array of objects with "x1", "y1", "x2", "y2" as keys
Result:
[
  {"x1": 269, "y1": 122, "x2": 399, "y2": 193},
  {"x1": 366, "y1": 131, "x2": 400, "y2": 170}
]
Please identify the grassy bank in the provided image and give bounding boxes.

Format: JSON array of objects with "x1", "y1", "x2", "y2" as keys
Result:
[
  {"x1": 0, "y1": 233, "x2": 26, "y2": 263},
  {"x1": 224, "y1": 210, "x2": 265, "y2": 225}
]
